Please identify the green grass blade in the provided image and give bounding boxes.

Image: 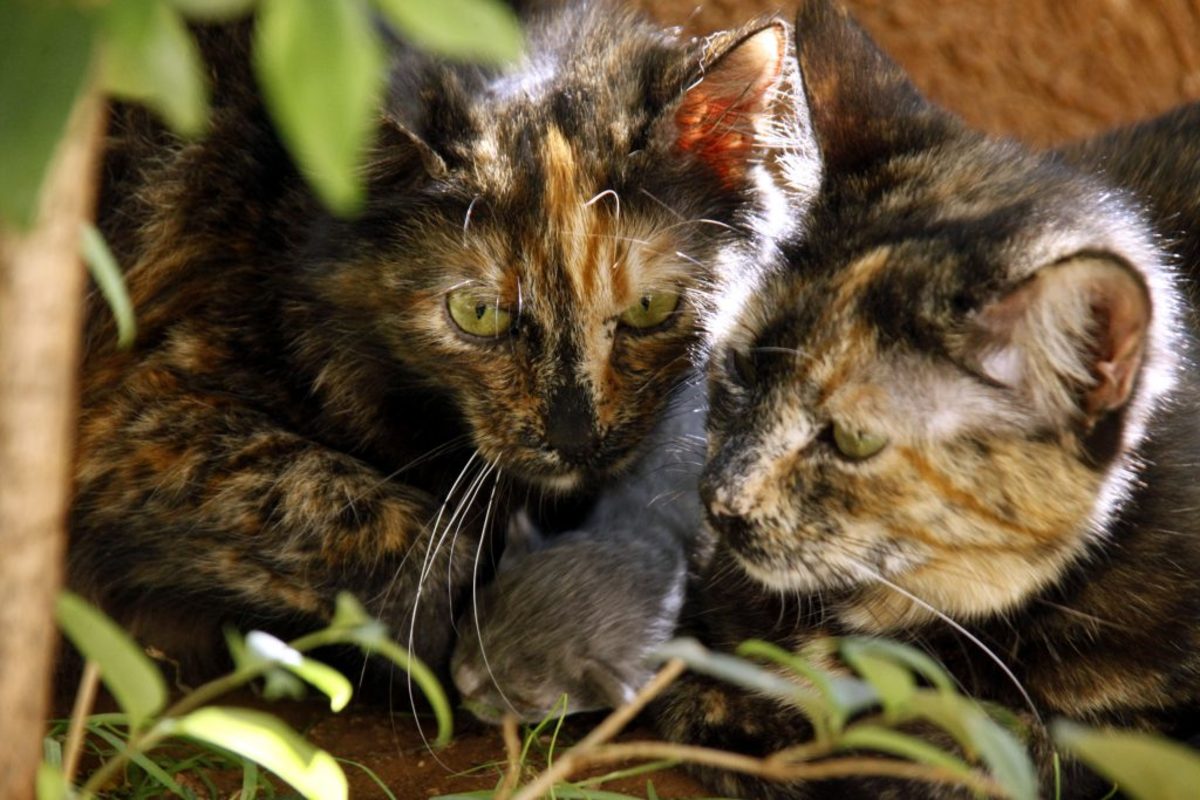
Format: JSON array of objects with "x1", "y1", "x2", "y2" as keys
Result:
[
  {"x1": 336, "y1": 758, "x2": 399, "y2": 800},
  {"x1": 87, "y1": 723, "x2": 189, "y2": 798}
]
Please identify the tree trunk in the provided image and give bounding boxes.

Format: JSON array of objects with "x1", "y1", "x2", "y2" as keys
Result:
[{"x1": 0, "y1": 87, "x2": 104, "y2": 800}]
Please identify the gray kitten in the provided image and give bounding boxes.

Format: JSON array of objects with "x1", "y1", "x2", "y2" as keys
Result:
[{"x1": 451, "y1": 380, "x2": 707, "y2": 723}]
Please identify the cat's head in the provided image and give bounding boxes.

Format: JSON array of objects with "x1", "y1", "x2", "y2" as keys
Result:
[
  {"x1": 700, "y1": 0, "x2": 1180, "y2": 631},
  {"x1": 297, "y1": 5, "x2": 793, "y2": 491}
]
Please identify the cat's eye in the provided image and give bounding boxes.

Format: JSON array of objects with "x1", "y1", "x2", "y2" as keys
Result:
[
  {"x1": 447, "y1": 289, "x2": 513, "y2": 338},
  {"x1": 726, "y1": 347, "x2": 756, "y2": 386},
  {"x1": 619, "y1": 291, "x2": 680, "y2": 331},
  {"x1": 832, "y1": 422, "x2": 889, "y2": 461}
]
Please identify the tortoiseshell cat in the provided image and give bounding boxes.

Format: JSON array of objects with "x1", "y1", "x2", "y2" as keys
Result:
[
  {"x1": 71, "y1": 1, "x2": 793, "y2": 676},
  {"x1": 655, "y1": 2, "x2": 1200, "y2": 797}
]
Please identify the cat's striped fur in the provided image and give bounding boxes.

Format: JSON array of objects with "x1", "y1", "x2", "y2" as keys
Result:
[
  {"x1": 71, "y1": 1, "x2": 791, "y2": 676},
  {"x1": 657, "y1": 2, "x2": 1200, "y2": 797}
]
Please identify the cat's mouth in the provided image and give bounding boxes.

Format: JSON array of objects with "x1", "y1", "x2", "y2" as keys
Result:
[
  {"x1": 498, "y1": 439, "x2": 645, "y2": 492},
  {"x1": 707, "y1": 508, "x2": 910, "y2": 594}
]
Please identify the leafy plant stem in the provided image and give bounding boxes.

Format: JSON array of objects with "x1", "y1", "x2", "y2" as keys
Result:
[
  {"x1": 510, "y1": 659, "x2": 687, "y2": 800},
  {"x1": 497, "y1": 714, "x2": 522, "y2": 800},
  {"x1": 75, "y1": 624, "x2": 416, "y2": 796},
  {"x1": 62, "y1": 660, "x2": 102, "y2": 785}
]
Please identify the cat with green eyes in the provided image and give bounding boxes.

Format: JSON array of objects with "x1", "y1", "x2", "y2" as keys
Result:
[
  {"x1": 654, "y1": 2, "x2": 1200, "y2": 797},
  {"x1": 70, "y1": 2, "x2": 792, "y2": 677}
]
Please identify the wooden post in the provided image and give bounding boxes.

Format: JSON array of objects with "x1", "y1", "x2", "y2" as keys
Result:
[{"x1": 0, "y1": 87, "x2": 104, "y2": 799}]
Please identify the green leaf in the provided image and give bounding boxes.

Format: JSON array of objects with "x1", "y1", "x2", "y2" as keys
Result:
[
  {"x1": 1053, "y1": 720, "x2": 1200, "y2": 800},
  {"x1": 254, "y1": 0, "x2": 385, "y2": 215},
  {"x1": 101, "y1": 0, "x2": 208, "y2": 136},
  {"x1": 353, "y1": 636, "x2": 454, "y2": 747},
  {"x1": 838, "y1": 725, "x2": 973, "y2": 777},
  {"x1": 965, "y1": 709, "x2": 1037, "y2": 800},
  {"x1": 735, "y1": 639, "x2": 877, "y2": 733},
  {"x1": 244, "y1": 631, "x2": 353, "y2": 711},
  {"x1": 262, "y1": 666, "x2": 307, "y2": 702},
  {"x1": 840, "y1": 641, "x2": 916, "y2": 719},
  {"x1": 373, "y1": 0, "x2": 522, "y2": 64},
  {"x1": 81, "y1": 223, "x2": 136, "y2": 349},
  {"x1": 170, "y1": 707, "x2": 348, "y2": 800},
  {"x1": 42, "y1": 737, "x2": 63, "y2": 769},
  {"x1": 840, "y1": 637, "x2": 954, "y2": 692},
  {"x1": 0, "y1": 1, "x2": 94, "y2": 228},
  {"x1": 168, "y1": 0, "x2": 258, "y2": 21},
  {"x1": 36, "y1": 763, "x2": 72, "y2": 800},
  {"x1": 905, "y1": 689, "x2": 979, "y2": 758},
  {"x1": 55, "y1": 591, "x2": 166, "y2": 731},
  {"x1": 330, "y1": 592, "x2": 371, "y2": 630}
]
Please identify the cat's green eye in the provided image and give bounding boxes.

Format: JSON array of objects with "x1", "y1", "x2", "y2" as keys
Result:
[
  {"x1": 620, "y1": 291, "x2": 680, "y2": 330},
  {"x1": 832, "y1": 422, "x2": 889, "y2": 461},
  {"x1": 447, "y1": 290, "x2": 513, "y2": 338}
]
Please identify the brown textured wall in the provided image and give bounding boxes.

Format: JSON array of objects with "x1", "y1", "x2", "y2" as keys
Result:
[{"x1": 638, "y1": 0, "x2": 1200, "y2": 146}]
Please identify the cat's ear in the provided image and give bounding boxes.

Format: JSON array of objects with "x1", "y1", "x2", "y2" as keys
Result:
[
  {"x1": 792, "y1": 0, "x2": 950, "y2": 173},
  {"x1": 499, "y1": 510, "x2": 545, "y2": 572},
  {"x1": 670, "y1": 20, "x2": 790, "y2": 187},
  {"x1": 969, "y1": 254, "x2": 1151, "y2": 427},
  {"x1": 373, "y1": 113, "x2": 449, "y2": 180}
]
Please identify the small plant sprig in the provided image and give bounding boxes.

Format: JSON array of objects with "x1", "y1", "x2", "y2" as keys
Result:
[
  {"x1": 465, "y1": 636, "x2": 1200, "y2": 800},
  {"x1": 40, "y1": 590, "x2": 450, "y2": 800}
]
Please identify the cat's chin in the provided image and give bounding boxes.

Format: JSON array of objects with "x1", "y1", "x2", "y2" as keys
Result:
[{"x1": 730, "y1": 549, "x2": 866, "y2": 595}]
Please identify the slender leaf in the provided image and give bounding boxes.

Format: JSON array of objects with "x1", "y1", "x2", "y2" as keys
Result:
[
  {"x1": 965, "y1": 710, "x2": 1037, "y2": 800},
  {"x1": 1053, "y1": 720, "x2": 1200, "y2": 800},
  {"x1": 838, "y1": 725, "x2": 974, "y2": 777},
  {"x1": 654, "y1": 638, "x2": 825, "y2": 709},
  {"x1": 244, "y1": 631, "x2": 354, "y2": 711},
  {"x1": 81, "y1": 223, "x2": 136, "y2": 349},
  {"x1": 0, "y1": 0, "x2": 94, "y2": 228},
  {"x1": 840, "y1": 641, "x2": 915, "y2": 719},
  {"x1": 840, "y1": 637, "x2": 954, "y2": 692},
  {"x1": 736, "y1": 639, "x2": 877, "y2": 731},
  {"x1": 36, "y1": 763, "x2": 72, "y2": 800},
  {"x1": 170, "y1": 707, "x2": 347, "y2": 800},
  {"x1": 373, "y1": 0, "x2": 522, "y2": 64},
  {"x1": 344, "y1": 634, "x2": 453, "y2": 747},
  {"x1": 254, "y1": 0, "x2": 385, "y2": 214},
  {"x1": 905, "y1": 690, "x2": 979, "y2": 759},
  {"x1": 101, "y1": 0, "x2": 208, "y2": 136},
  {"x1": 330, "y1": 592, "x2": 372, "y2": 630},
  {"x1": 56, "y1": 591, "x2": 166, "y2": 731}
]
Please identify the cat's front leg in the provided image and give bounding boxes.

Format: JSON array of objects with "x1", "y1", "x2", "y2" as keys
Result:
[
  {"x1": 71, "y1": 379, "x2": 482, "y2": 672},
  {"x1": 653, "y1": 673, "x2": 978, "y2": 800}
]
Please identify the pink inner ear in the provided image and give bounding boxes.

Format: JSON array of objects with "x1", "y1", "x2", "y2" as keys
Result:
[
  {"x1": 674, "y1": 24, "x2": 787, "y2": 187},
  {"x1": 1086, "y1": 277, "x2": 1150, "y2": 418}
]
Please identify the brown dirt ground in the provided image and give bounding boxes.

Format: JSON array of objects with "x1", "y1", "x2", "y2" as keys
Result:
[{"x1": 66, "y1": 689, "x2": 712, "y2": 799}]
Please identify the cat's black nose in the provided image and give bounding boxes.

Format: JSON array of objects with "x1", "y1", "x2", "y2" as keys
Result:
[{"x1": 545, "y1": 384, "x2": 598, "y2": 464}]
